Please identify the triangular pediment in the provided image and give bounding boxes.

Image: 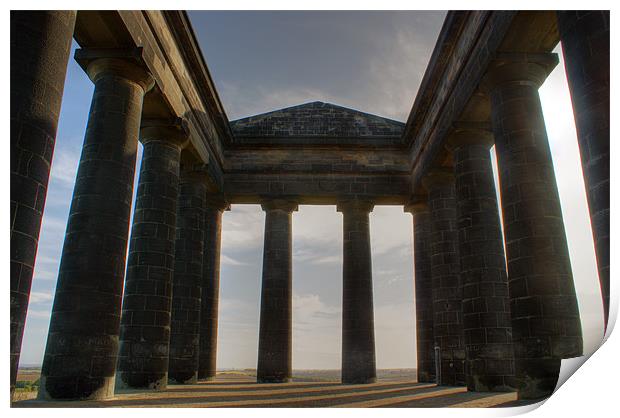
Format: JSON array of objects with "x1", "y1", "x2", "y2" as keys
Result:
[{"x1": 229, "y1": 101, "x2": 405, "y2": 139}]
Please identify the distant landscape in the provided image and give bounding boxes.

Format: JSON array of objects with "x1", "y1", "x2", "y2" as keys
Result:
[{"x1": 14, "y1": 367, "x2": 417, "y2": 401}]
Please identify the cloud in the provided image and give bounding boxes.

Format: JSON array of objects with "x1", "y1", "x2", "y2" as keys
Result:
[
  {"x1": 221, "y1": 205, "x2": 265, "y2": 250},
  {"x1": 374, "y1": 302, "x2": 416, "y2": 368},
  {"x1": 28, "y1": 291, "x2": 53, "y2": 304},
  {"x1": 293, "y1": 292, "x2": 342, "y2": 368},
  {"x1": 32, "y1": 269, "x2": 56, "y2": 281},
  {"x1": 26, "y1": 309, "x2": 52, "y2": 319},
  {"x1": 220, "y1": 254, "x2": 248, "y2": 266},
  {"x1": 49, "y1": 141, "x2": 81, "y2": 187},
  {"x1": 294, "y1": 293, "x2": 340, "y2": 327}
]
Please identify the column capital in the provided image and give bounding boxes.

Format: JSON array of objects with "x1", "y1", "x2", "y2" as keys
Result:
[
  {"x1": 75, "y1": 47, "x2": 155, "y2": 92},
  {"x1": 140, "y1": 117, "x2": 190, "y2": 148},
  {"x1": 205, "y1": 195, "x2": 230, "y2": 212},
  {"x1": 404, "y1": 195, "x2": 429, "y2": 215},
  {"x1": 261, "y1": 199, "x2": 298, "y2": 213},
  {"x1": 336, "y1": 200, "x2": 374, "y2": 214},
  {"x1": 421, "y1": 168, "x2": 455, "y2": 189},
  {"x1": 446, "y1": 121, "x2": 494, "y2": 150},
  {"x1": 481, "y1": 52, "x2": 558, "y2": 92}
]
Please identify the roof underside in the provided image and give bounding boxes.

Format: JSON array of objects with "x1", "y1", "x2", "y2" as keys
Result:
[{"x1": 229, "y1": 102, "x2": 405, "y2": 139}]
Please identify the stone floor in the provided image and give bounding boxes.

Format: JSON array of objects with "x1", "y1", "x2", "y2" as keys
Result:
[{"x1": 13, "y1": 373, "x2": 525, "y2": 408}]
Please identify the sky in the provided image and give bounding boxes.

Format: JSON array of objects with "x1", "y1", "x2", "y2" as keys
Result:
[{"x1": 19, "y1": 11, "x2": 604, "y2": 371}]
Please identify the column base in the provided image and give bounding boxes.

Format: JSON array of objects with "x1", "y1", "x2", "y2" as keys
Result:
[
  {"x1": 168, "y1": 372, "x2": 198, "y2": 385},
  {"x1": 116, "y1": 372, "x2": 167, "y2": 391},
  {"x1": 342, "y1": 377, "x2": 377, "y2": 385},
  {"x1": 37, "y1": 375, "x2": 115, "y2": 401},
  {"x1": 515, "y1": 358, "x2": 561, "y2": 401},
  {"x1": 416, "y1": 372, "x2": 435, "y2": 384},
  {"x1": 257, "y1": 376, "x2": 291, "y2": 384},
  {"x1": 466, "y1": 376, "x2": 516, "y2": 393}
]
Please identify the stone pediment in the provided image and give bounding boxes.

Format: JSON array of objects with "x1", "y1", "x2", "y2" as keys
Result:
[{"x1": 229, "y1": 101, "x2": 405, "y2": 139}]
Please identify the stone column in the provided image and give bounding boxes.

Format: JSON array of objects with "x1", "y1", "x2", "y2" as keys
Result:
[
  {"x1": 485, "y1": 53, "x2": 583, "y2": 400},
  {"x1": 338, "y1": 200, "x2": 376, "y2": 384},
  {"x1": 557, "y1": 11, "x2": 610, "y2": 330},
  {"x1": 117, "y1": 121, "x2": 188, "y2": 390},
  {"x1": 404, "y1": 198, "x2": 435, "y2": 384},
  {"x1": 449, "y1": 126, "x2": 514, "y2": 392},
  {"x1": 198, "y1": 197, "x2": 229, "y2": 381},
  {"x1": 168, "y1": 164, "x2": 208, "y2": 384},
  {"x1": 10, "y1": 11, "x2": 76, "y2": 395},
  {"x1": 257, "y1": 200, "x2": 298, "y2": 383},
  {"x1": 422, "y1": 170, "x2": 465, "y2": 387},
  {"x1": 39, "y1": 49, "x2": 153, "y2": 401}
]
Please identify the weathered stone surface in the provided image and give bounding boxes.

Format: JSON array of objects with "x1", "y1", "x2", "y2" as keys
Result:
[
  {"x1": 408, "y1": 11, "x2": 516, "y2": 190},
  {"x1": 487, "y1": 55, "x2": 583, "y2": 400},
  {"x1": 10, "y1": 10, "x2": 76, "y2": 397},
  {"x1": 198, "y1": 197, "x2": 228, "y2": 381},
  {"x1": 168, "y1": 165, "x2": 208, "y2": 384},
  {"x1": 224, "y1": 172, "x2": 410, "y2": 205},
  {"x1": 225, "y1": 147, "x2": 409, "y2": 174},
  {"x1": 423, "y1": 170, "x2": 465, "y2": 387},
  {"x1": 231, "y1": 102, "x2": 404, "y2": 143},
  {"x1": 338, "y1": 201, "x2": 377, "y2": 384},
  {"x1": 14, "y1": 11, "x2": 601, "y2": 406},
  {"x1": 557, "y1": 11, "x2": 610, "y2": 330},
  {"x1": 74, "y1": 11, "x2": 229, "y2": 182},
  {"x1": 405, "y1": 200, "x2": 435, "y2": 383},
  {"x1": 256, "y1": 200, "x2": 297, "y2": 383},
  {"x1": 450, "y1": 129, "x2": 514, "y2": 392},
  {"x1": 118, "y1": 124, "x2": 186, "y2": 390},
  {"x1": 39, "y1": 51, "x2": 153, "y2": 400}
]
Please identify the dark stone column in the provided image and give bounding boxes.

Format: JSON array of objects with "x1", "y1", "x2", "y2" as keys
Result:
[
  {"x1": 485, "y1": 53, "x2": 583, "y2": 400},
  {"x1": 422, "y1": 170, "x2": 465, "y2": 387},
  {"x1": 557, "y1": 11, "x2": 610, "y2": 330},
  {"x1": 404, "y1": 198, "x2": 435, "y2": 384},
  {"x1": 117, "y1": 121, "x2": 188, "y2": 390},
  {"x1": 39, "y1": 50, "x2": 153, "y2": 401},
  {"x1": 337, "y1": 200, "x2": 376, "y2": 384},
  {"x1": 257, "y1": 200, "x2": 298, "y2": 383},
  {"x1": 10, "y1": 11, "x2": 76, "y2": 396},
  {"x1": 449, "y1": 126, "x2": 514, "y2": 392},
  {"x1": 168, "y1": 164, "x2": 208, "y2": 384},
  {"x1": 198, "y1": 197, "x2": 229, "y2": 381}
]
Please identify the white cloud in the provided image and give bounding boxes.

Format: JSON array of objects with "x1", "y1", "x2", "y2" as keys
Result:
[
  {"x1": 26, "y1": 309, "x2": 52, "y2": 319},
  {"x1": 294, "y1": 293, "x2": 340, "y2": 326},
  {"x1": 28, "y1": 291, "x2": 53, "y2": 304},
  {"x1": 293, "y1": 292, "x2": 342, "y2": 369},
  {"x1": 49, "y1": 141, "x2": 81, "y2": 187},
  {"x1": 374, "y1": 302, "x2": 416, "y2": 368},
  {"x1": 32, "y1": 269, "x2": 56, "y2": 281},
  {"x1": 220, "y1": 254, "x2": 248, "y2": 266},
  {"x1": 221, "y1": 205, "x2": 265, "y2": 250}
]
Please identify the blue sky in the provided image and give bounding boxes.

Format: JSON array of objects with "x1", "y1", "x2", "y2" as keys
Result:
[{"x1": 19, "y1": 11, "x2": 604, "y2": 370}]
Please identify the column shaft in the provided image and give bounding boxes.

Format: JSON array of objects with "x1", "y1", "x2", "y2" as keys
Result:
[
  {"x1": 557, "y1": 11, "x2": 610, "y2": 329},
  {"x1": 257, "y1": 201, "x2": 296, "y2": 383},
  {"x1": 424, "y1": 172, "x2": 466, "y2": 386},
  {"x1": 408, "y1": 204, "x2": 435, "y2": 383},
  {"x1": 10, "y1": 11, "x2": 76, "y2": 395},
  {"x1": 198, "y1": 201, "x2": 226, "y2": 381},
  {"x1": 452, "y1": 135, "x2": 514, "y2": 392},
  {"x1": 339, "y1": 201, "x2": 376, "y2": 384},
  {"x1": 168, "y1": 167, "x2": 207, "y2": 384},
  {"x1": 118, "y1": 132, "x2": 183, "y2": 390},
  {"x1": 39, "y1": 54, "x2": 152, "y2": 400},
  {"x1": 488, "y1": 57, "x2": 583, "y2": 399}
]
